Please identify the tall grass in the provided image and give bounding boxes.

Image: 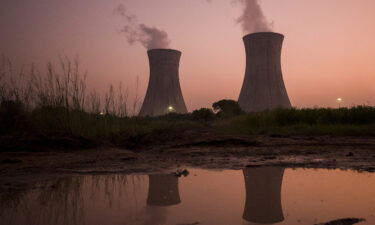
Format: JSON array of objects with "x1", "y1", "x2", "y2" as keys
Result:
[
  {"x1": 0, "y1": 55, "x2": 199, "y2": 143},
  {"x1": 0, "y1": 54, "x2": 135, "y2": 115},
  {"x1": 1, "y1": 54, "x2": 375, "y2": 149}
]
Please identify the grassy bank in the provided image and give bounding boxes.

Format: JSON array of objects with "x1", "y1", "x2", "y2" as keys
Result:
[
  {"x1": 1, "y1": 103, "x2": 375, "y2": 151},
  {"x1": 0, "y1": 103, "x2": 203, "y2": 150},
  {"x1": 1, "y1": 55, "x2": 375, "y2": 151},
  {"x1": 214, "y1": 107, "x2": 375, "y2": 136}
]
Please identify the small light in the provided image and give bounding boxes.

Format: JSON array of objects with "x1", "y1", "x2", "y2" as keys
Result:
[
  {"x1": 168, "y1": 106, "x2": 174, "y2": 111},
  {"x1": 337, "y1": 98, "x2": 343, "y2": 108},
  {"x1": 100, "y1": 112, "x2": 105, "y2": 116}
]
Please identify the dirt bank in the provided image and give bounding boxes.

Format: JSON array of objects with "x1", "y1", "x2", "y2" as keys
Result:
[{"x1": 1, "y1": 134, "x2": 375, "y2": 193}]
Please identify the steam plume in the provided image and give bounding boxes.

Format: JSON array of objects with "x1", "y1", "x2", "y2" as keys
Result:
[
  {"x1": 205, "y1": 0, "x2": 273, "y2": 33},
  {"x1": 237, "y1": 0, "x2": 273, "y2": 34},
  {"x1": 114, "y1": 4, "x2": 171, "y2": 50}
]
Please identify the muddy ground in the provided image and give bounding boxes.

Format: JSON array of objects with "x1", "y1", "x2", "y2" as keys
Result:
[{"x1": 1, "y1": 134, "x2": 375, "y2": 193}]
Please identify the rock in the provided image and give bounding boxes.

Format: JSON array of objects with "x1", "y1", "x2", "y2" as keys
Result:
[{"x1": 346, "y1": 152, "x2": 354, "y2": 157}]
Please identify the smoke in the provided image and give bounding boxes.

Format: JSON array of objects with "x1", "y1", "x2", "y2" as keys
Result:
[
  {"x1": 114, "y1": 4, "x2": 171, "y2": 50},
  {"x1": 237, "y1": 0, "x2": 273, "y2": 33},
  {"x1": 205, "y1": 0, "x2": 273, "y2": 34}
]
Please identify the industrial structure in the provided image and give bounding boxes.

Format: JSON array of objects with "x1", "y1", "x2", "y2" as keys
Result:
[
  {"x1": 139, "y1": 49, "x2": 188, "y2": 116},
  {"x1": 242, "y1": 167, "x2": 285, "y2": 224},
  {"x1": 238, "y1": 32, "x2": 292, "y2": 112},
  {"x1": 147, "y1": 174, "x2": 181, "y2": 206}
]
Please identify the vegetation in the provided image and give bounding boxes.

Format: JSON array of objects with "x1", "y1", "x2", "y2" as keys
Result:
[
  {"x1": 214, "y1": 107, "x2": 375, "y2": 136},
  {"x1": 212, "y1": 99, "x2": 245, "y2": 118},
  {"x1": 192, "y1": 108, "x2": 215, "y2": 122},
  {"x1": 0, "y1": 55, "x2": 203, "y2": 150},
  {"x1": 1, "y1": 55, "x2": 375, "y2": 151}
]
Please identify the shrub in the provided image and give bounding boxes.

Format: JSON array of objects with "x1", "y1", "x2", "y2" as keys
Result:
[
  {"x1": 192, "y1": 108, "x2": 215, "y2": 122},
  {"x1": 0, "y1": 100, "x2": 29, "y2": 134},
  {"x1": 212, "y1": 99, "x2": 244, "y2": 118}
]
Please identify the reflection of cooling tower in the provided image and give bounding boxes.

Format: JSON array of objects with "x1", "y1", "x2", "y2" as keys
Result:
[
  {"x1": 139, "y1": 49, "x2": 188, "y2": 116},
  {"x1": 238, "y1": 32, "x2": 292, "y2": 112},
  {"x1": 147, "y1": 174, "x2": 181, "y2": 206},
  {"x1": 243, "y1": 167, "x2": 285, "y2": 224}
]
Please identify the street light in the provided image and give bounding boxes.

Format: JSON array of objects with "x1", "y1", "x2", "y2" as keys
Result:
[{"x1": 337, "y1": 98, "x2": 343, "y2": 108}]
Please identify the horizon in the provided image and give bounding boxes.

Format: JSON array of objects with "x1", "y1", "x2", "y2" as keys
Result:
[{"x1": 1, "y1": 0, "x2": 375, "y2": 111}]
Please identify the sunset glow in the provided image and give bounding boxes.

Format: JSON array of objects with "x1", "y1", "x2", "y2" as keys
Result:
[{"x1": 1, "y1": 0, "x2": 375, "y2": 110}]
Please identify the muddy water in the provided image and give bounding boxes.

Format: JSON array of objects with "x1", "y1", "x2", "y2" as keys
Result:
[{"x1": 1, "y1": 168, "x2": 375, "y2": 225}]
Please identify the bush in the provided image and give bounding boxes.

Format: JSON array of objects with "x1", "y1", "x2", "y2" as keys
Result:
[
  {"x1": 157, "y1": 112, "x2": 193, "y2": 121},
  {"x1": 212, "y1": 99, "x2": 244, "y2": 118},
  {"x1": 192, "y1": 108, "x2": 215, "y2": 122},
  {"x1": 0, "y1": 100, "x2": 29, "y2": 134}
]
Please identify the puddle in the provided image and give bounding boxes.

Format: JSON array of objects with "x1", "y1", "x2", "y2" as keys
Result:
[{"x1": 1, "y1": 168, "x2": 375, "y2": 225}]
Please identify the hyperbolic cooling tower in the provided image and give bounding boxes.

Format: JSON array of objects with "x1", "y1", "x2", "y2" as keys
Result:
[
  {"x1": 147, "y1": 174, "x2": 181, "y2": 206},
  {"x1": 139, "y1": 49, "x2": 188, "y2": 116},
  {"x1": 242, "y1": 167, "x2": 285, "y2": 224},
  {"x1": 238, "y1": 32, "x2": 292, "y2": 112}
]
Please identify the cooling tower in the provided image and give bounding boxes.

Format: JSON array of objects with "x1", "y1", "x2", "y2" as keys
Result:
[
  {"x1": 139, "y1": 49, "x2": 188, "y2": 116},
  {"x1": 238, "y1": 32, "x2": 292, "y2": 112},
  {"x1": 147, "y1": 174, "x2": 181, "y2": 206},
  {"x1": 242, "y1": 167, "x2": 285, "y2": 224}
]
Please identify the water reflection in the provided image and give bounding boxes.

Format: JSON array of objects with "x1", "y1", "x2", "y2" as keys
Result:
[
  {"x1": 243, "y1": 167, "x2": 285, "y2": 224},
  {"x1": 0, "y1": 175, "x2": 145, "y2": 225},
  {"x1": 1, "y1": 168, "x2": 375, "y2": 225},
  {"x1": 144, "y1": 174, "x2": 181, "y2": 225},
  {"x1": 147, "y1": 174, "x2": 181, "y2": 206}
]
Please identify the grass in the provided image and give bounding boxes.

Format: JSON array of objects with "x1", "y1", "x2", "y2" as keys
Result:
[
  {"x1": 0, "y1": 55, "x2": 202, "y2": 150},
  {"x1": 214, "y1": 107, "x2": 375, "y2": 136},
  {"x1": 1, "y1": 54, "x2": 375, "y2": 151},
  {"x1": 2, "y1": 100, "x2": 374, "y2": 151}
]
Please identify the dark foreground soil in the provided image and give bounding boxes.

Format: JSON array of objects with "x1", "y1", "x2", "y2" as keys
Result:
[{"x1": 1, "y1": 134, "x2": 375, "y2": 193}]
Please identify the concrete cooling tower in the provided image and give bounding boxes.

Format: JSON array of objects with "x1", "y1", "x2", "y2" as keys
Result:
[
  {"x1": 238, "y1": 32, "x2": 292, "y2": 112},
  {"x1": 147, "y1": 174, "x2": 181, "y2": 206},
  {"x1": 242, "y1": 167, "x2": 285, "y2": 224},
  {"x1": 139, "y1": 49, "x2": 188, "y2": 116}
]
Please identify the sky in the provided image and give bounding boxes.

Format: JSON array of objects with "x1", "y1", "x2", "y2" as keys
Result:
[{"x1": 1, "y1": 0, "x2": 375, "y2": 111}]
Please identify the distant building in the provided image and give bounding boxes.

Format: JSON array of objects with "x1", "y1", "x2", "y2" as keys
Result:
[
  {"x1": 238, "y1": 32, "x2": 292, "y2": 112},
  {"x1": 139, "y1": 49, "x2": 188, "y2": 116},
  {"x1": 242, "y1": 167, "x2": 285, "y2": 224}
]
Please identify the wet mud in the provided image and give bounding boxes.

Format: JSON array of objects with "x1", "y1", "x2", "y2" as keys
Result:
[{"x1": 1, "y1": 135, "x2": 375, "y2": 193}]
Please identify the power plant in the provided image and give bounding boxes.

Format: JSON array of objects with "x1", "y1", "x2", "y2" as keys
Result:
[
  {"x1": 242, "y1": 167, "x2": 285, "y2": 224},
  {"x1": 238, "y1": 32, "x2": 292, "y2": 112},
  {"x1": 145, "y1": 174, "x2": 181, "y2": 225},
  {"x1": 139, "y1": 49, "x2": 188, "y2": 116},
  {"x1": 147, "y1": 174, "x2": 181, "y2": 206}
]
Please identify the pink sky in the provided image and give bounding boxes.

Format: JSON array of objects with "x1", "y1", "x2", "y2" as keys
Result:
[{"x1": 1, "y1": 0, "x2": 375, "y2": 111}]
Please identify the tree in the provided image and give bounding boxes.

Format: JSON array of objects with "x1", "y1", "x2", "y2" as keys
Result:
[
  {"x1": 192, "y1": 108, "x2": 215, "y2": 122},
  {"x1": 212, "y1": 99, "x2": 244, "y2": 118}
]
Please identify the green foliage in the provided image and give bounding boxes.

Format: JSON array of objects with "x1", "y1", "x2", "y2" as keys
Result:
[
  {"x1": 215, "y1": 107, "x2": 375, "y2": 135},
  {"x1": 0, "y1": 55, "x2": 202, "y2": 150},
  {"x1": 212, "y1": 99, "x2": 244, "y2": 118},
  {"x1": 192, "y1": 108, "x2": 215, "y2": 122},
  {"x1": 1, "y1": 55, "x2": 375, "y2": 151}
]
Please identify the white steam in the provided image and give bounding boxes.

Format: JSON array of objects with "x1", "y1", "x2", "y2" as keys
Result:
[
  {"x1": 237, "y1": 0, "x2": 273, "y2": 34},
  {"x1": 205, "y1": 0, "x2": 273, "y2": 34},
  {"x1": 114, "y1": 4, "x2": 171, "y2": 50}
]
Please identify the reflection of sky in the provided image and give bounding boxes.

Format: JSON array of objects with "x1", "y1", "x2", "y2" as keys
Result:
[
  {"x1": 1, "y1": 169, "x2": 375, "y2": 225},
  {"x1": 1, "y1": 0, "x2": 375, "y2": 110}
]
